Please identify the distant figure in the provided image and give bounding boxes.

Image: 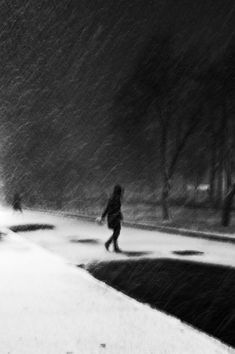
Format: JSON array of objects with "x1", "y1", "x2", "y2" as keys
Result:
[
  {"x1": 12, "y1": 193, "x2": 22, "y2": 213},
  {"x1": 99, "y1": 185, "x2": 124, "y2": 252}
]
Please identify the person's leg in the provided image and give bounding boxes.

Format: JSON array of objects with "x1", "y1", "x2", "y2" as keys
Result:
[
  {"x1": 105, "y1": 231, "x2": 114, "y2": 251},
  {"x1": 113, "y1": 223, "x2": 121, "y2": 252}
]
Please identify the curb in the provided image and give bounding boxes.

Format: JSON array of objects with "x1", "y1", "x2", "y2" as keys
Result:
[{"x1": 27, "y1": 208, "x2": 235, "y2": 245}]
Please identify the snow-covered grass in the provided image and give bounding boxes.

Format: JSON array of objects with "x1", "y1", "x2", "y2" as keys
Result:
[
  {"x1": 56, "y1": 201, "x2": 235, "y2": 234},
  {"x1": 87, "y1": 258, "x2": 235, "y2": 348}
]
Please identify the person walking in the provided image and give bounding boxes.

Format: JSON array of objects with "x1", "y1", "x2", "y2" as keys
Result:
[
  {"x1": 99, "y1": 185, "x2": 124, "y2": 252},
  {"x1": 12, "y1": 193, "x2": 22, "y2": 213}
]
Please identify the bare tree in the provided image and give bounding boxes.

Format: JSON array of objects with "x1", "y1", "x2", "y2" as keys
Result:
[
  {"x1": 115, "y1": 36, "x2": 203, "y2": 220},
  {"x1": 198, "y1": 43, "x2": 235, "y2": 208}
]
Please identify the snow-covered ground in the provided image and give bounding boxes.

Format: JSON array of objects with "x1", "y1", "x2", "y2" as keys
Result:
[
  {"x1": 0, "y1": 223, "x2": 234, "y2": 353},
  {"x1": 1, "y1": 208, "x2": 235, "y2": 268}
]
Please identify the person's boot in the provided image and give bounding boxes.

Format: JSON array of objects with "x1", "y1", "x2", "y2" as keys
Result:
[
  {"x1": 114, "y1": 241, "x2": 121, "y2": 253},
  {"x1": 105, "y1": 240, "x2": 111, "y2": 251}
]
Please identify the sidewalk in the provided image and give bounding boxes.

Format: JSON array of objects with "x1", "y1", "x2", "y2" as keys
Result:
[
  {"x1": 2, "y1": 208, "x2": 235, "y2": 268},
  {"x1": 0, "y1": 230, "x2": 234, "y2": 354},
  {"x1": 31, "y1": 208, "x2": 235, "y2": 244}
]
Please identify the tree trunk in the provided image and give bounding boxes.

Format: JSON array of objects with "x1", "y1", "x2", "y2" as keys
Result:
[
  {"x1": 216, "y1": 104, "x2": 229, "y2": 207},
  {"x1": 161, "y1": 177, "x2": 171, "y2": 221},
  {"x1": 209, "y1": 121, "x2": 217, "y2": 206},
  {"x1": 182, "y1": 175, "x2": 188, "y2": 201},
  {"x1": 194, "y1": 175, "x2": 199, "y2": 204},
  {"x1": 223, "y1": 101, "x2": 232, "y2": 194},
  {"x1": 160, "y1": 112, "x2": 171, "y2": 221},
  {"x1": 221, "y1": 186, "x2": 235, "y2": 226},
  {"x1": 217, "y1": 163, "x2": 224, "y2": 208}
]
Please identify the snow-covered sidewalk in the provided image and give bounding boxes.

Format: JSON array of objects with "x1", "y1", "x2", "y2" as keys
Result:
[
  {"x1": 2, "y1": 208, "x2": 235, "y2": 268},
  {"x1": 0, "y1": 231, "x2": 234, "y2": 354}
]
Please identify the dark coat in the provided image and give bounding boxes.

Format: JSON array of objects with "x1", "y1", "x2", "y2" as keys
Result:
[{"x1": 102, "y1": 196, "x2": 123, "y2": 229}]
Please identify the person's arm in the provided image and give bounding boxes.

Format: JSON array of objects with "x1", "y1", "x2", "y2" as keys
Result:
[{"x1": 101, "y1": 199, "x2": 111, "y2": 220}]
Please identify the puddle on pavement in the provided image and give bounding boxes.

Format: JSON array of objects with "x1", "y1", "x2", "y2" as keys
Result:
[
  {"x1": 10, "y1": 224, "x2": 55, "y2": 232},
  {"x1": 121, "y1": 251, "x2": 151, "y2": 257},
  {"x1": 77, "y1": 263, "x2": 86, "y2": 268},
  {"x1": 172, "y1": 250, "x2": 204, "y2": 256},
  {"x1": 70, "y1": 238, "x2": 100, "y2": 244}
]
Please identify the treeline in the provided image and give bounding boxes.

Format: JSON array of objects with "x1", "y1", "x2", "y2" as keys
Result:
[
  {"x1": 0, "y1": 0, "x2": 234, "y2": 222},
  {"x1": 112, "y1": 35, "x2": 235, "y2": 219}
]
